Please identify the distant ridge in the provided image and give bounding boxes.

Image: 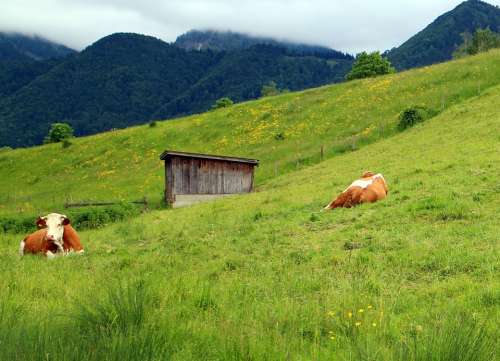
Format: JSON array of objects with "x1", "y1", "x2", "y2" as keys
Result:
[
  {"x1": 385, "y1": 0, "x2": 500, "y2": 70},
  {"x1": 0, "y1": 32, "x2": 76, "y2": 62},
  {"x1": 174, "y1": 29, "x2": 353, "y2": 59}
]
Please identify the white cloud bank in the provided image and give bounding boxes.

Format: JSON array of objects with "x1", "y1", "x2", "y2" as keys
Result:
[{"x1": 1, "y1": 0, "x2": 499, "y2": 53}]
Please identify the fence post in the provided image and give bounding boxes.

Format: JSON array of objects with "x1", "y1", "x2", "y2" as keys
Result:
[
  {"x1": 379, "y1": 123, "x2": 384, "y2": 137},
  {"x1": 320, "y1": 145, "x2": 324, "y2": 161}
]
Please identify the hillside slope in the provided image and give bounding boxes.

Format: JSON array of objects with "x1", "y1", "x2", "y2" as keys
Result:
[
  {"x1": 386, "y1": 0, "x2": 500, "y2": 70},
  {"x1": 0, "y1": 77, "x2": 498, "y2": 360},
  {"x1": 1, "y1": 50, "x2": 499, "y2": 218},
  {"x1": 153, "y1": 44, "x2": 352, "y2": 119},
  {"x1": 0, "y1": 33, "x2": 352, "y2": 148}
]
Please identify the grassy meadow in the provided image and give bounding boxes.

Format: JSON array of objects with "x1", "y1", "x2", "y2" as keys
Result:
[
  {"x1": 0, "y1": 51, "x2": 499, "y2": 360},
  {"x1": 1, "y1": 50, "x2": 500, "y2": 218}
]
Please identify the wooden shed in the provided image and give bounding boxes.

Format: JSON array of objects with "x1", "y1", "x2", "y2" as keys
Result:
[{"x1": 159, "y1": 150, "x2": 259, "y2": 207}]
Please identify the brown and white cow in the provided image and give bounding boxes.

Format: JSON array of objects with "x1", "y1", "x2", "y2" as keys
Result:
[
  {"x1": 19, "y1": 213, "x2": 84, "y2": 259},
  {"x1": 323, "y1": 171, "x2": 388, "y2": 211}
]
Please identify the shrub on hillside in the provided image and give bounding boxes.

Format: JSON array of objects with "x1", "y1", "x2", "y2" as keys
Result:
[
  {"x1": 454, "y1": 28, "x2": 500, "y2": 58},
  {"x1": 44, "y1": 122, "x2": 74, "y2": 144},
  {"x1": 0, "y1": 203, "x2": 142, "y2": 234},
  {"x1": 211, "y1": 97, "x2": 234, "y2": 110},
  {"x1": 398, "y1": 105, "x2": 436, "y2": 131},
  {"x1": 70, "y1": 203, "x2": 142, "y2": 229},
  {"x1": 0, "y1": 216, "x2": 35, "y2": 234},
  {"x1": 346, "y1": 52, "x2": 395, "y2": 80},
  {"x1": 260, "y1": 81, "x2": 280, "y2": 97}
]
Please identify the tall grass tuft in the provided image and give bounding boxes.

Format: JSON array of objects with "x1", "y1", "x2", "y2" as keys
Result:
[
  {"x1": 72, "y1": 278, "x2": 151, "y2": 338},
  {"x1": 395, "y1": 316, "x2": 497, "y2": 361},
  {"x1": 93, "y1": 325, "x2": 174, "y2": 361}
]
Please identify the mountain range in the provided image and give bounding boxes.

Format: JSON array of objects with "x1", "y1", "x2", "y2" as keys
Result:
[
  {"x1": 175, "y1": 29, "x2": 348, "y2": 59},
  {"x1": 0, "y1": 32, "x2": 353, "y2": 147},
  {"x1": 386, "y1": 0, "x2": 500, "y2": 69},
  {"x1": 0, "y1": 0, "x2": 499, "y2": 148}
]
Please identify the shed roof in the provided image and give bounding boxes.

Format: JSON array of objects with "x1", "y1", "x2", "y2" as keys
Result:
[{"x1": 160, "y1": 150, "x2": 259, "y2": 165}]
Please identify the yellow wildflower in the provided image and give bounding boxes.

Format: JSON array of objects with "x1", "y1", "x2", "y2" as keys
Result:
[
  {"x1": 367, "y1": 305, "x2": 373, "y2": 309},
  {"x1": 372, "y1": 323, "x2": 377, "y2": 327},
  {"x1": 358, "y1": 309, "x2": 364, "y2": 313},
  {"x1": 330, "y1": 336, "x2": 335, "y2": 340},
  {"x1": 348, "y1": 312, "x2": 353, "y2": 318},
  {"x1": 355, "y1": 322, "x2": 362, "y2": 327}
]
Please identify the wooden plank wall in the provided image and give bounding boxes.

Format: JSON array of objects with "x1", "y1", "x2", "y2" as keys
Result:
[
  {"x1": 165, "y1": 158, "x2": 174, "y2": 204},
  {"x1": 169, "y1": 157, "x2": 254, "y2": 196}
]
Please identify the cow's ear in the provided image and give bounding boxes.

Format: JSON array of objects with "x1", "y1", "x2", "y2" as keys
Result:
[
  {"x1": 62, "y1": 217, "x2": 71, "y2": 226},
  {"x1": 362, "y1": 171, "x2": 375, "y2": 178},
  {"x1": 36, "y1": 216, "x2": 46, "y2": 229}
]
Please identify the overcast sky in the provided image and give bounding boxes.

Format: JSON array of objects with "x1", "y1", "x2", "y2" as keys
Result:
[{"x1": 1, "y1": 0, "x2": 499, "y2": 54}]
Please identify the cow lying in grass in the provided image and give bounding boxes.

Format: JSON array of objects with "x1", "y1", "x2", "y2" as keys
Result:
[
  {"x1": 323, "y1": 171, "x2": 388, "y2": 210},
  {"x1": 19, "y1": 213, "x2": 84, "y2": 259}
]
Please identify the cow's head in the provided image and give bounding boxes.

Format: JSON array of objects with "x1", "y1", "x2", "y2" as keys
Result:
[{"x1": 36, "y1": 213, "x2": 70, "y2": 250}]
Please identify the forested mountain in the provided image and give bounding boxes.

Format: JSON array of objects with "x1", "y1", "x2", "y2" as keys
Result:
[
  {"x1": 0, "y1": 33, "x2": 352, "y2": 147},
  {"x1": 0, "y1": 33, "x2": 75, "y2": 100},
  {"x1": 385, "y1": 0, "x2": 500, "y2": 70},
  {"x1": 0, "y1": 59, "x2": 63, "y2": 99},
  {"x1": 0, "y1": 33, "x2": 219, "y2": 147},
  {"x1": 0, "y1": 32, "x2": 75, "y2": 62},
  {"x1": 153, "y1": 44, "x2": 352, "y2": 119},
  {"x1": 174, "y1": 29, "x2": 352, "y2": 59}
]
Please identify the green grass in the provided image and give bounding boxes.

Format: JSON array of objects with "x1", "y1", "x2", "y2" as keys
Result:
[
  {"x1": 1, "y1": 50, "x2": 500, "y2": 218},
  {"x1": 0, "y1": 52, "x2": 499, "y2": 359}
]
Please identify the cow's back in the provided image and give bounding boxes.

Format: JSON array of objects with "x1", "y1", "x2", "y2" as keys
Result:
[
  {"x1": 325, "y1": 173, "x2": 388, "y2": 210},
  {"x1": 359, "y1": 185, "x2": 385, "y2": 203},
  {"x1": 63, "y1": 224, "x2": 84, "y2": 252}
]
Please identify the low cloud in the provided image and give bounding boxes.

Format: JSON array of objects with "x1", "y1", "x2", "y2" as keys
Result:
[{"x1": 2, "y1": 0, "x2": 499, "y2": 53}]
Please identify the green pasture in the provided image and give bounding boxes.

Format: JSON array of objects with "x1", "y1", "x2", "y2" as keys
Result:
[
  {"x1": 0, "y1": 69, "x2": 498, "y2": 359},
  {"x1": 1, "y1": 50, "x2": 500, "y2": 218}
]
